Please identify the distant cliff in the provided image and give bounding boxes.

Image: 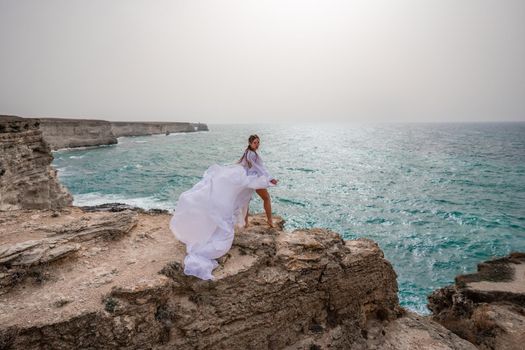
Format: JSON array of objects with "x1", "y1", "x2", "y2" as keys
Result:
[
  {"x1": 33, "y1": 117, "x2": 208, "y2": 150},
  {"x1": 110, "y1": 121, "x2": 208, "y2": 137},
  {"x1": 39, "y1": 117, "x2": 118, "y2": 150},
  {"x1": 0, "y1": 116, "x2": 72, "y2": 210}
]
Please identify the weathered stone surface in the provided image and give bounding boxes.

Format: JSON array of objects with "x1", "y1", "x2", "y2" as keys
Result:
[
  {"x1": 364, "y1": 311, "x2": 478, "y2": 350},
  {"x1": 0, "y1": 209, "x2": 474, "y2": 350},
  {"x1": 0, "y1": 115, "x2": 72, "y2": 210},
  {"x1": 428, "y1": 252, "x2": 525, "y2": 349},
  {"x1": 284, "y1": 311, "x2": 478, "y2": 350},
  {"x1": 0, "y1": 210, "x2": 138, "y2": 293},
  {"x1": 40, "y1": 209, "x2": 139, "y2": 242},
  {"x1": 155, "y1": 225, "x2": 401, "y2": 349}
]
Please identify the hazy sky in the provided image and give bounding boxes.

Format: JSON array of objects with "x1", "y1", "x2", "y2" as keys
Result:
[{"x1": 1, "y1": 0, "x2": 524, "y2": 123}]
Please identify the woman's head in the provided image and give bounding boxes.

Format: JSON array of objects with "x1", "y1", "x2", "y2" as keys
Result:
[
  {"x1": 248, "y1": 134, "x2": 260, "y2": 151},
  {"x1": 238, "y1": 134, "x2": 260, "y2": 164}
]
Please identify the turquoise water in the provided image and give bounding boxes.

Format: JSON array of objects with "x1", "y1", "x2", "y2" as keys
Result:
[{"x1": 52, "y1": 123, "x2": 525, "y2": 314}]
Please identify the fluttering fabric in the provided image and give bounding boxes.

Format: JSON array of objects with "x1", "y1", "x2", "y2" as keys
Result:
[
  {"x1": 240, "y1": 150, "x2": 274, "y2": 181},
  {"x1": 169, "y1": 162, "x2": 273, "y2": 280}
]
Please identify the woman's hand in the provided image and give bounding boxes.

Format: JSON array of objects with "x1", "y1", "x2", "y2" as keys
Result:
[{"x1": 270, "y1": 179, "x2": 278, "y2": 185}]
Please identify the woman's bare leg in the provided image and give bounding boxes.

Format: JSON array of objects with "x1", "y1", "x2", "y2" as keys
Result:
[
  {"x1": 256, "y1": 189, "x2": 274, "y2": 227},
  {"x1": 244, "y1": 207, "x2": 249, "y2": 228}
]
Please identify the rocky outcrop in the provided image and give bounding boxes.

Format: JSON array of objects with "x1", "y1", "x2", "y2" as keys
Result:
[
  {"x1": 428, "y1": 252, "x2": 525, "y2": 349},
  {"x1": 0, "y1": 116, "x2": 72, "y2": 211},
  {"x1": 0, "y1": 208, "x2": 476, "y2": 350}
]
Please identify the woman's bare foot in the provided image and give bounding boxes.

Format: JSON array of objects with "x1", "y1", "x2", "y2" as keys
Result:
[{"x1": 267, "y1": 220, "x2": 274, "y2": 228}]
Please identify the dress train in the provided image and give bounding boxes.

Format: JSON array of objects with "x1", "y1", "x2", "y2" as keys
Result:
[{"x1": 169, "y1": 163, "x2": 273, "y2": 280}]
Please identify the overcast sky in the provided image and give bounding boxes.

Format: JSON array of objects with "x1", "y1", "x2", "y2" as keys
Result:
[{"x1": 1, "y1": 0, "x2": 524, "y2": 123}]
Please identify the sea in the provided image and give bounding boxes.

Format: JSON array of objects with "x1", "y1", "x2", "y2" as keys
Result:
[{"x1": 52, "y1": 122, "x2": 525, "y2": 314}]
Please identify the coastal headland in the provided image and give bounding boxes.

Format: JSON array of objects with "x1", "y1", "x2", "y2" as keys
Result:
[
  {"x1": 1, "y1": 115, "x2": 208, "y2": 150},
  {"x1": 0, "y1": 116, "x2": 523, "y2": 349}
]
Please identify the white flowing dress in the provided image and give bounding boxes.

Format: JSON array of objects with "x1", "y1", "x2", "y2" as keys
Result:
[{"x1": 169, "y1": 150, "x2": 274, "y2": 280}]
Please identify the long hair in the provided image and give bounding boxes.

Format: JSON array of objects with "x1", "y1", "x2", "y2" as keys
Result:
[{"x1": 238, "y1": 134, "x2": 259, "y2": 167}]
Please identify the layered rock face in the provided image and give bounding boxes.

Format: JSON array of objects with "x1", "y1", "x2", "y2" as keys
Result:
[
  {"x1": 35, "y1": 117, "x2": 209, "y2": 150},
  {"x1": 110, "y1": 121, "x2": 206, "y2": 137},
  {"x1": 39, "y1": 117, "x2": 118, "y2": 150},
  {"x1": 429, "y1": 252, "x2": 525, "y2": 349},
  {"x1": 0, "y1": 116, "x2": 72, "y2": 210},
  {"x1": 0, "y1": 209, "x2": 475, "y2": 350},
  {"x1": 112, "y1": 121, "x2": 209, "y2": 136}
]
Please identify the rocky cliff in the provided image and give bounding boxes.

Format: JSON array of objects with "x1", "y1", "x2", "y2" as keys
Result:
[
  {"x1": 110, "y1": 121, "x2": 207, "y2": 137},
  {"x1": 0, "y1": 208, "x2": 475, "y2": 350},
  {"x1": 0, "y1": 116, "x2": 72, "y2": 210},
  {"x1": 39, "y1": 118, "x2": 118, "y2": 150},
  {"x1": 429, "y1": 252, "x2": 525, "y2": 350},
  {"x1": 34, "y1": 117, "x2": 208, "y2": 150}
]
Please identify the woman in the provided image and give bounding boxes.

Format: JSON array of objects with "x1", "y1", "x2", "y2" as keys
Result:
[
  {"x1": 169, "y1": 134, "x2": 277, "y2": 280},
  {"x1": 238, "y1": 134, "x2": 278, "y2": 227}
]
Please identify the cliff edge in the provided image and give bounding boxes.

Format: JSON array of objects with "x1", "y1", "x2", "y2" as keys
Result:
[
  {"x1": 0, "y1": 116, "x2": 72, "y2": 210},
  {"x1": 0, "y1": 209, "x2": 475, "y2": 350}
]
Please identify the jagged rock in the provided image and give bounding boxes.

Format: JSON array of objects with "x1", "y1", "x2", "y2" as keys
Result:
[
  {"x1": 428, "y1": 252, "x2": 525, "y2": 349},
  {"x1": 0, "y1": 115, "x2": 73, "y2": 210},
  {"x1": 155, "y1": 225, "x2": 407, "y2": 349},
  {"x1": 0, "y1": 210, "x2": 138, "y2": 293}
]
